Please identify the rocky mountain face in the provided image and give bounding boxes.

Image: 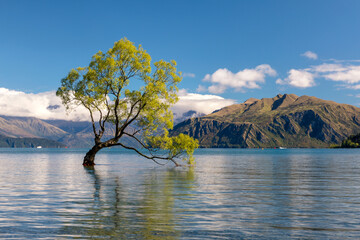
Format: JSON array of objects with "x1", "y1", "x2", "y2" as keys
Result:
[
  {"x1": 0, "y1": 116, "x2": 122, "y2": 148},
  {"x1": 0, "y1": 116, "x2": 67, "y2": 139},
  {"x1": 0, "y1": 108, "x2": 201, "y2": 148},
  {"x1": 43, "y1": 120, "x2": 95, "y2": 147},
  {"x1": 171, "y1": 94, "x2": 360, "y2": 148}
]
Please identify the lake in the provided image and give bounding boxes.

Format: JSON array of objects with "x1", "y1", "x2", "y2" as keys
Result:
[{"x1": 1, "y1": 148, "x2": 360, "y2": 239}]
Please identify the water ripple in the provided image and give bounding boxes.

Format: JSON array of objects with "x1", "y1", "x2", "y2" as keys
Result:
[{"x1": 0, "y1": 148, "x2": 360, "y2": 239}]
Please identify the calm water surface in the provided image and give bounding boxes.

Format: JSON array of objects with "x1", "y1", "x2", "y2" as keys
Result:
[{"x1": 1, "y1": 148, "x2": 360, "y2": 239}]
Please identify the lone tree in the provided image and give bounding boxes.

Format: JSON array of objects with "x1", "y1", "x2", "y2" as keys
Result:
[{"x1": 57, "y1": 38, "x2": 198, "y2": 166}]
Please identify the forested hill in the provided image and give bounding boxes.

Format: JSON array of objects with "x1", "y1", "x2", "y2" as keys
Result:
[
  {"x1": 171, "y1": 94, "x2": 360, "y2": 148},
  {"x1": 0, "y1": 134, "x2": 65, "y2": 148}
]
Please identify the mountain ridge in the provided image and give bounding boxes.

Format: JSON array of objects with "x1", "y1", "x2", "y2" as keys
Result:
[
  {"x1": 0, "y1": 110, "x2": 200, "y2": 148},
  {"x1": 171, "y1": 94, "x2": 360, "y2": 148}
]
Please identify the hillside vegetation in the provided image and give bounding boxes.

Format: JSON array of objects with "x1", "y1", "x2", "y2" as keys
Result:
[
  {"x1": 171, "y1": 94, "x2": 360, "y2": 148},
  {"x1": 338, "y1": 133, "x2": 360, "y2": 148}
]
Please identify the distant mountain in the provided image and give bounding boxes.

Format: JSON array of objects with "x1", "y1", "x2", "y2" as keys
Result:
[
  {"x1": 0, "y1": 116, "x2": 141, "y2": 148},
  {"x1": 0, "y1": 116, "x2": 68, "y2": 139},
  {"x1": 173, "y1": 110, "x2": 205, "y2": 125},
  {"x1": 43, "y1": 120, "x2": 94, "y2": 148},
  {"x1": 0, "y1": 107, "x2": 228, "y2": 148},
  {"x1": 0, "y1": 134, "x2": 65, "y2": 148},
  {"x1": 43, "y1": 120, "x2": 91, "y2": 135},
  {"x1": 171, "y1": 94, "x2": 360, "y2": 148}
]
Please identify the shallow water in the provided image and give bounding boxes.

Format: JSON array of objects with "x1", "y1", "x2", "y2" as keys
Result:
[{"x1": 1, "y1": 148, "x2": 360, "y2": 239}]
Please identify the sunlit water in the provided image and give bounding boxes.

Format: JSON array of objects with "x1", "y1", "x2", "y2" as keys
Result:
[{"x1": 1, "y1": 148, "x2": 360, "y2": 239}]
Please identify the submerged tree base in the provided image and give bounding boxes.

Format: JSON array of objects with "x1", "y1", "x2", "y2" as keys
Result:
[
  {"x1": 82, "y1": 146, "x2": 100, "y2": 166},
  {"x1": 83, "y1": 157, "x2": 96, "y2": 166},
  {"x1": 83, "y1": 162, "x2": 96, "y2": 167}
]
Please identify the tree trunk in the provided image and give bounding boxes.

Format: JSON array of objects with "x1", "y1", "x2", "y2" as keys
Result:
[{"x1": 83, "y1": 145, "x2": 102, "y2": 166}]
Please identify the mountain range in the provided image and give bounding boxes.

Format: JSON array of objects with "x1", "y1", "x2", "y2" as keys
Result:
[
  {"x1": 1, "y1": 94, "x2": 360, "y2": 148},
  {"x1": 0, "y1": 116, "x2": 90, "y2": 148},
  {"x1": 171, "y1": 94, "x2": 360, "y2": 148},
  {"x1": 0, "y1": 110, "x2": 204, "y2": 148}
]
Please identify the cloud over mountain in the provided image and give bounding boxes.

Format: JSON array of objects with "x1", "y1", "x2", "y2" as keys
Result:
[
  {"x1": 0, "y1": 88, "x2": 89, "y2": 121},
  {"x1": 276, "y1": 69, "x2": 316, "y2": 88},
  {"x1": 0, "y1": 88, "x2": 235, "y2": 121},
  {"x1": 172, "y1": 89, "x2": 236, "y2": 115}
]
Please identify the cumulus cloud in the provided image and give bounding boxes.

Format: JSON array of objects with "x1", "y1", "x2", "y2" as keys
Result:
[
  {"x1": 277, "y1": 61, "x2": 360, "y2": 89},
  {"x1": 301, "y1": 51, "x2": 318, "y2": 60},
  {"x1": 203, "y1": 64, "x2": 276, "y2": 94},
  {"x1": 183, "y1": 72, "x2": 196, "y2": 78},
  {"x1": 0, "y1": 88, "x2": 90, "y2": 121},
  {"x1": 172, "y1": 89, "x2": 236, "y2": 116},
  {"x1": 276, "y1": 69, "x2": 316, "y2": 88},
  {"x1": 311, "y1": 62, "x2": 360, "y2": 88},
  {"x1": 323, "y1": 65, "x2": 360, "y2": 84}
]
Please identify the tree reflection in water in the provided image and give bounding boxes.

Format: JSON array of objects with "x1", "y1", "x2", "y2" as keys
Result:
[{"x1": 59, "y1": 166, "x2": 195, "y2": 239}]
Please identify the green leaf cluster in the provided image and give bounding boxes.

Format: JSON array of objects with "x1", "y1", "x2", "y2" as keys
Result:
[{"x1": 56, "y1": 38, "x2": 198, "y2": 165}]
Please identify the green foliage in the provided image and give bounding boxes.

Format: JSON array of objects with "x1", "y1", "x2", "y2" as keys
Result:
[
  {"x1": 148, "y1": 131, "x2": 199, "y2": 165},
  {"x1": 340, "y1": 134, "x2": 360, "y2": 148},
  {"x1": 57, "y1": 38, "x2": 198, "y2": 165}
]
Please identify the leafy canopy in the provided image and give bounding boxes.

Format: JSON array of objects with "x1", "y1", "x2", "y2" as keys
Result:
[{"x1": 56, "y1": 38, "x2": 198, "y2": 165}]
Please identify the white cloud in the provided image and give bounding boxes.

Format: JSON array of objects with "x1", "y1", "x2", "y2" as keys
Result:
[
  {"x1": 323, "y1": 65, "x2": 360, "y2": 84},
  {"x1": 277, "y1": 61, "x2": 360, "y2": 89},
  {"x1": 172, "y1": 89, "x2": 236, "y2": 116},
  {"x1": 0, "y1": 88, "x2": 89, "y2": 121},
  {"x1": 203, "y1": 64, "x2": 276, "y2": 94},
  {"x1": 345, "y1": 84, "x2": 360, "y2": 90},
  {"x1": 208, "y1": 85, "x2": 227, "y2": 94},
  {"x1": 196, "y1": 84, "x2": 207, "y2": 92},
  {"x1": 311, "y1": 63, "x2": 346, "y2": 73},
  {"x1": 301, "y1": 51, "x2": 318, "y2": 60},
  {"x1": 277, "y1": 69, "x2": 315, "y2": 88},
  {"x1": 326, "y1": 58, "x2": 360, "y2": 63},
  {"x1": 183, "y1": 72, "x2": 195, "y2": 78},
  {"x1": 0, "y1": 87, "x2": 236, "y2": 122},
  {"x1": 276, "y1": 78, "x2": 285, "y2": 85},
  {"x1": 311, "y1": 63, "x2": 360, "y2": 88}
]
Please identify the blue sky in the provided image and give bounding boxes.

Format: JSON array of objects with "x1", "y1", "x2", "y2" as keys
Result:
[{"x1": 1, "y1": 0, "x2": 360, "y2": 119}]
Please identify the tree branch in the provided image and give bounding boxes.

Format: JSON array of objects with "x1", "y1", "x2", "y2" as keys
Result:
[
  {"x1": 80, "y1": 99, "x2": 99, "y2": 141},
  {"x1": 102, "y1": 86, "x2": 111, "y2": 130},
  {"x1": 114, "y1": 142, "x2": 180, "y2": 166},
  {"x1": 122, "y1": 132, "x2": 157, "y2": 158}
]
